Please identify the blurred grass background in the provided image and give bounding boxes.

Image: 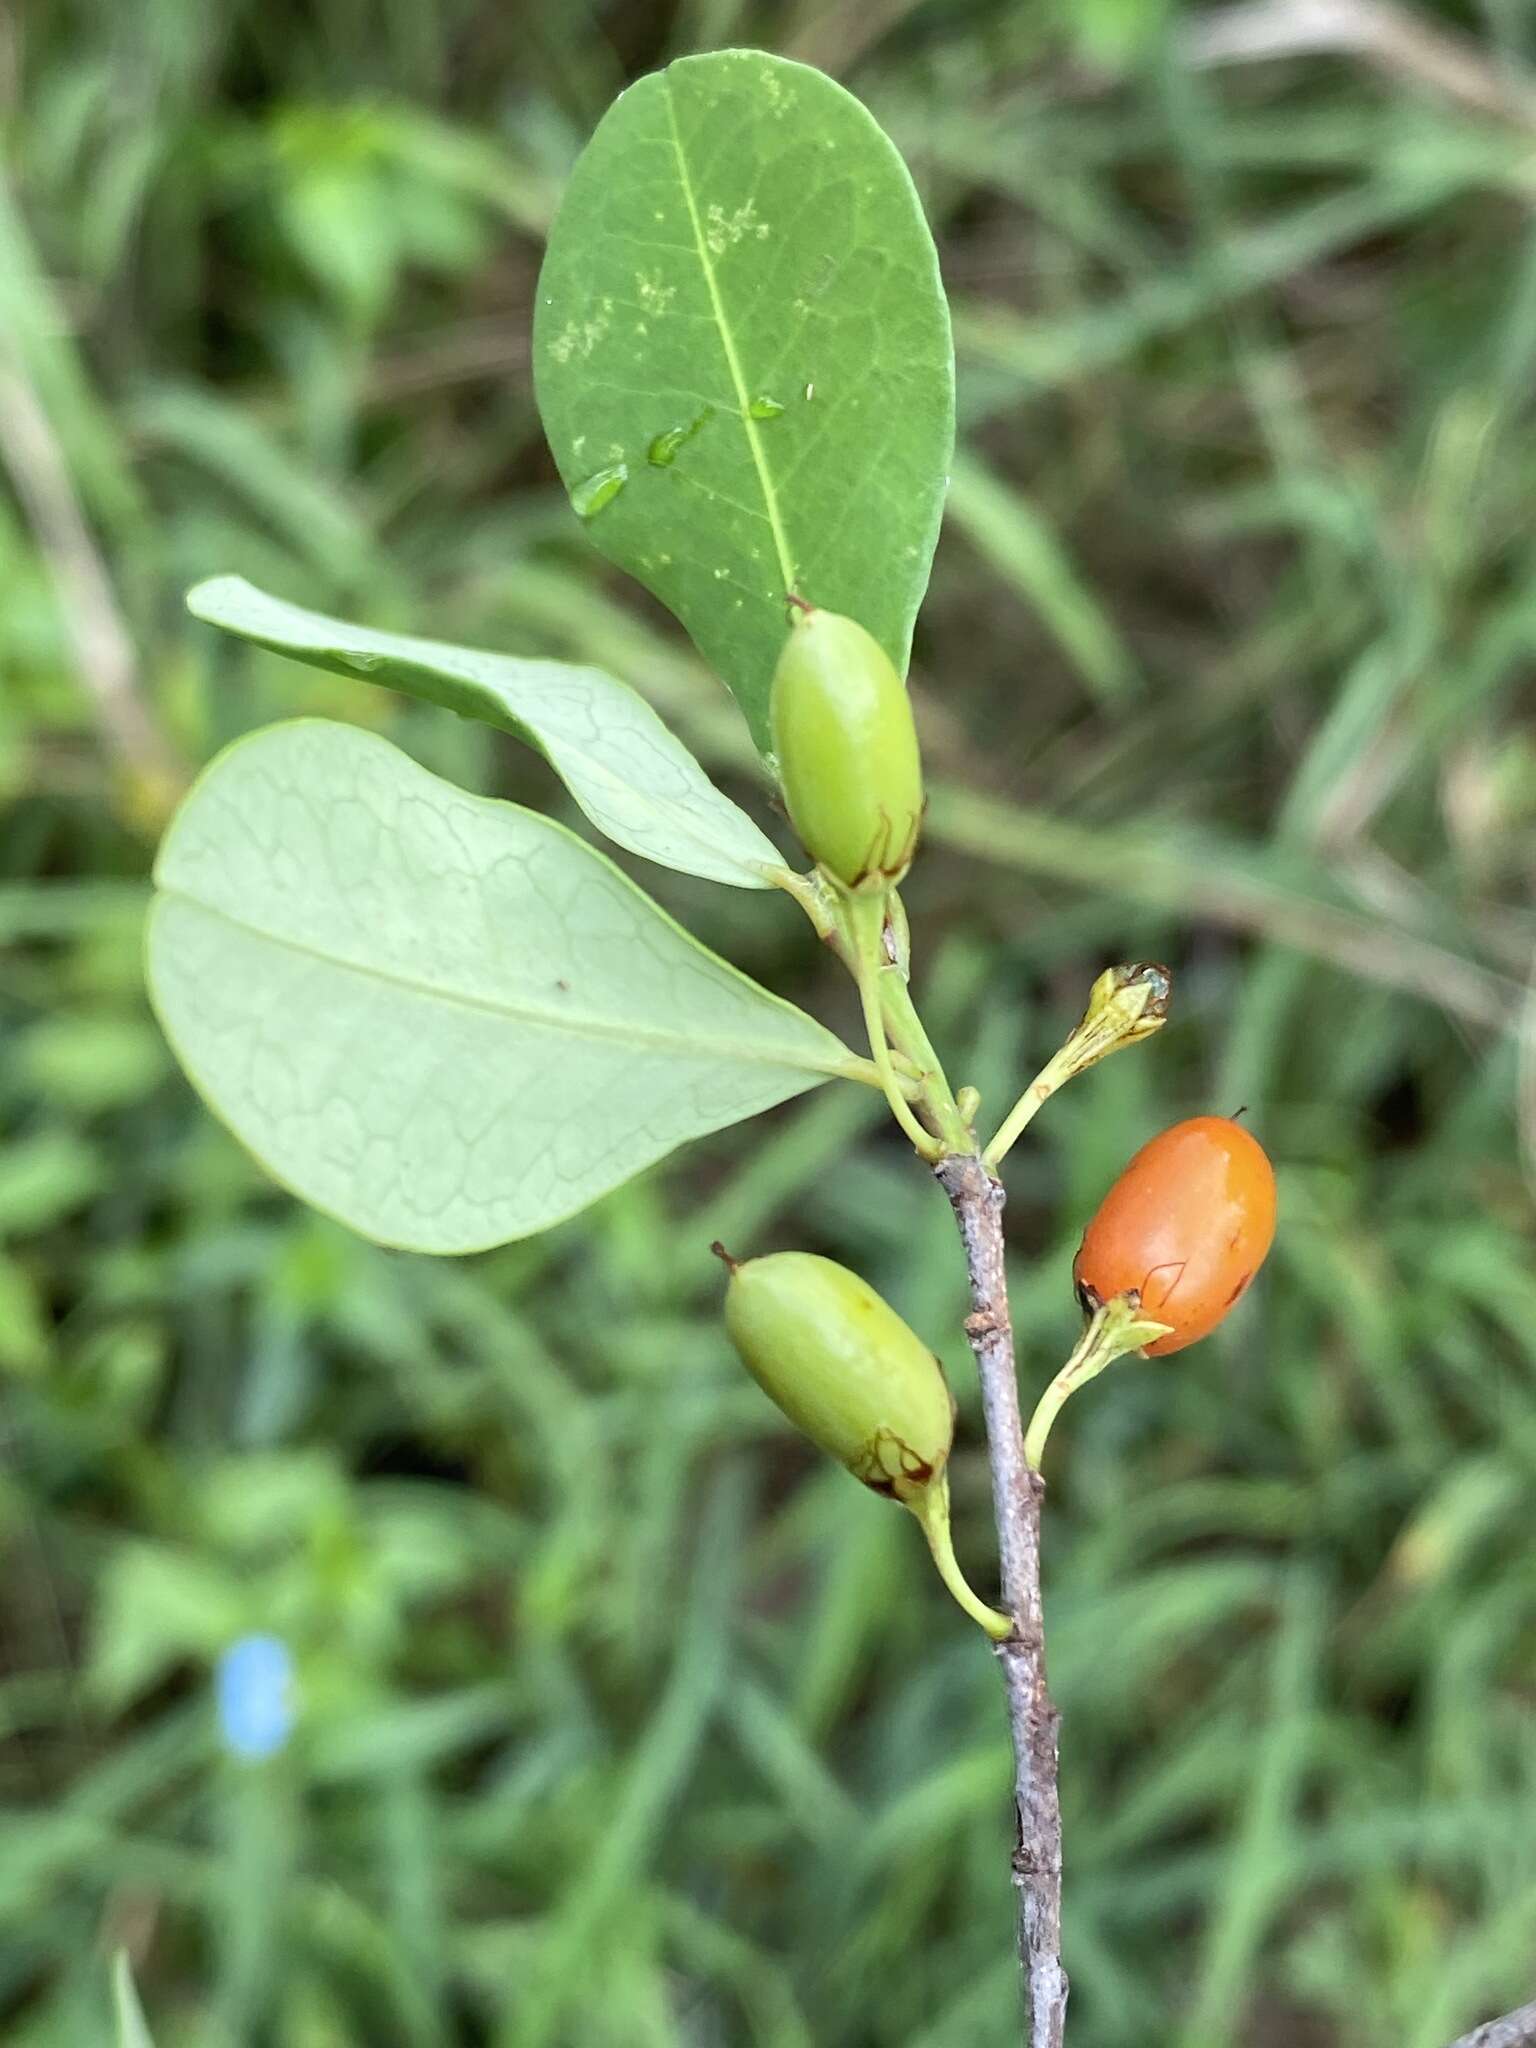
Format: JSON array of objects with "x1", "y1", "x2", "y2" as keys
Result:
[{"x1": 3, "y1": 0, "x2": 1536, "y2": 2043}]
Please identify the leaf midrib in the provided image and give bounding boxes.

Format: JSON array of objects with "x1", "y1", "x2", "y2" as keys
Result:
[
  {"x1": 661, "y1": 74, "x2": 797, "y2": 599},
  {"x1": 155, "y1": 886, "x2": 844, "y2": 1076}
]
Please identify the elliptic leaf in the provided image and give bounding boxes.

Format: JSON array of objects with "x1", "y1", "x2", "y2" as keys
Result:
[
  {"x1": 147, "y1": 721, "x2": 858, "y2": 1252},
  {"x1": 534, "y1": 49, "x2": 954, "y2": 755},
  {"x1": 187, "y1": 575, "x2": 785, "y2": 890}
]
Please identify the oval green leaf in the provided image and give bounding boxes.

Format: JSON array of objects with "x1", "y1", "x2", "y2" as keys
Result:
[
  {"x1": 187, "y1": 575, "x2": 786, "y2": 890},
  {"x1": 147, "y1": 721, "x2": 860, "y2": 1253},
  {"x1": 534, "y1": 49, "x2": 954, "y2": 756}
]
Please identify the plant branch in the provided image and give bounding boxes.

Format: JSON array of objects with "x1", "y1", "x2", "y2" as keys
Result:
[
  {"x1": 1445, "y1": 1999, "x2": 1536, "y2": 2048},
  {"x1": 936, "y1": 1151, "x2": 1067, "y2": 2048}
]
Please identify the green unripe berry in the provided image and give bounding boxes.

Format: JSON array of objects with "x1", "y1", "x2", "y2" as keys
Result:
[
  {"x1": 718, "y1": 1247, "x2": 952, "y2": 1501},
  {"x1": 716, "y1": 1245, "x2": 1009, "y2": 1638},
  {"x1": 770, "y1": 605, "x2": 924, "y2": 889}
]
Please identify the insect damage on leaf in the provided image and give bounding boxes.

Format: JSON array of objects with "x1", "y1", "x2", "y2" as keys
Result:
[{"x1": 534, "y1": 49, "x2": 954, "y2": 756}]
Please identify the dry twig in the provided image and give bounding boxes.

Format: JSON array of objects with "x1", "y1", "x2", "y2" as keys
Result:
[
  {"x1": 1446, "y1": 1999, "x2": 1536, "y2": 2048},
  {"x1": 1182, "y1": 0, "x2": 1536, "y2": 130}
]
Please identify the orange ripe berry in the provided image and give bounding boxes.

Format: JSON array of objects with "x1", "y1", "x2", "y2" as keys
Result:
[{"x1": 1073, "y1": 1116, "x2": 1277, "y2": 1355}]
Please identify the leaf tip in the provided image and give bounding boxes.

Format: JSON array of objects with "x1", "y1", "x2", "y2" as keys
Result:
[{"x1": 185, "y1": 573, "x2": 248, "y2": 624}]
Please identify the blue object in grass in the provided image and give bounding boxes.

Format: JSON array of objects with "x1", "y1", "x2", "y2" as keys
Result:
[{"x1": 216, "y1": 1634, "x2": 295, "y2": 1761}]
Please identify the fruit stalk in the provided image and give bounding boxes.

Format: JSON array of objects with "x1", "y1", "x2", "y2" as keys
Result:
[{"x1": 1022, "y1": 1295, "x2": 1173, "y2": 1472}]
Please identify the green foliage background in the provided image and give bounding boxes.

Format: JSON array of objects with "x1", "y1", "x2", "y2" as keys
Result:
[{"x1": 4, "y1": 2, "x2": 1536, "y2": 2043}]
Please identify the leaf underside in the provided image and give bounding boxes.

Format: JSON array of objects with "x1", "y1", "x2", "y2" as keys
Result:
[
  {"x1": 147, "y1": 721, "x2": 853, "y2": 1252},
  {"x1": 186, "y1": 576, "x2": 787, "y2": 890},
  {"x1": 534, "y1": 49, "x2": 955, "y2": 756}
]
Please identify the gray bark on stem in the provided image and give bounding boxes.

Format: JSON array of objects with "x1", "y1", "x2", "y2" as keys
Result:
[
  {"x1": 936, "y1": 1152, "x2": 1068, "y2": 2048},
  {"x1": 1446, "y1": 2001, "x2": 1536, "y2": 2048},
  {"x1": 933, "y1": 1164, "x2": 1536, "y2": 2048}
]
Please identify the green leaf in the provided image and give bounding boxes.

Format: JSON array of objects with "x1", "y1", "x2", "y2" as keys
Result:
[
  {"x1": 113, "y1": 1953, "x2": 156, "y2": 2048},
  {"x1": 534, "y1": 49, "x2": 954, "y2": 755},
  {"x1": 146, "y1": 721, "x2": 859, "y2": 1252},
  {"x1": 186, "y1": 575, "x2": 786, "y2": 889}
]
